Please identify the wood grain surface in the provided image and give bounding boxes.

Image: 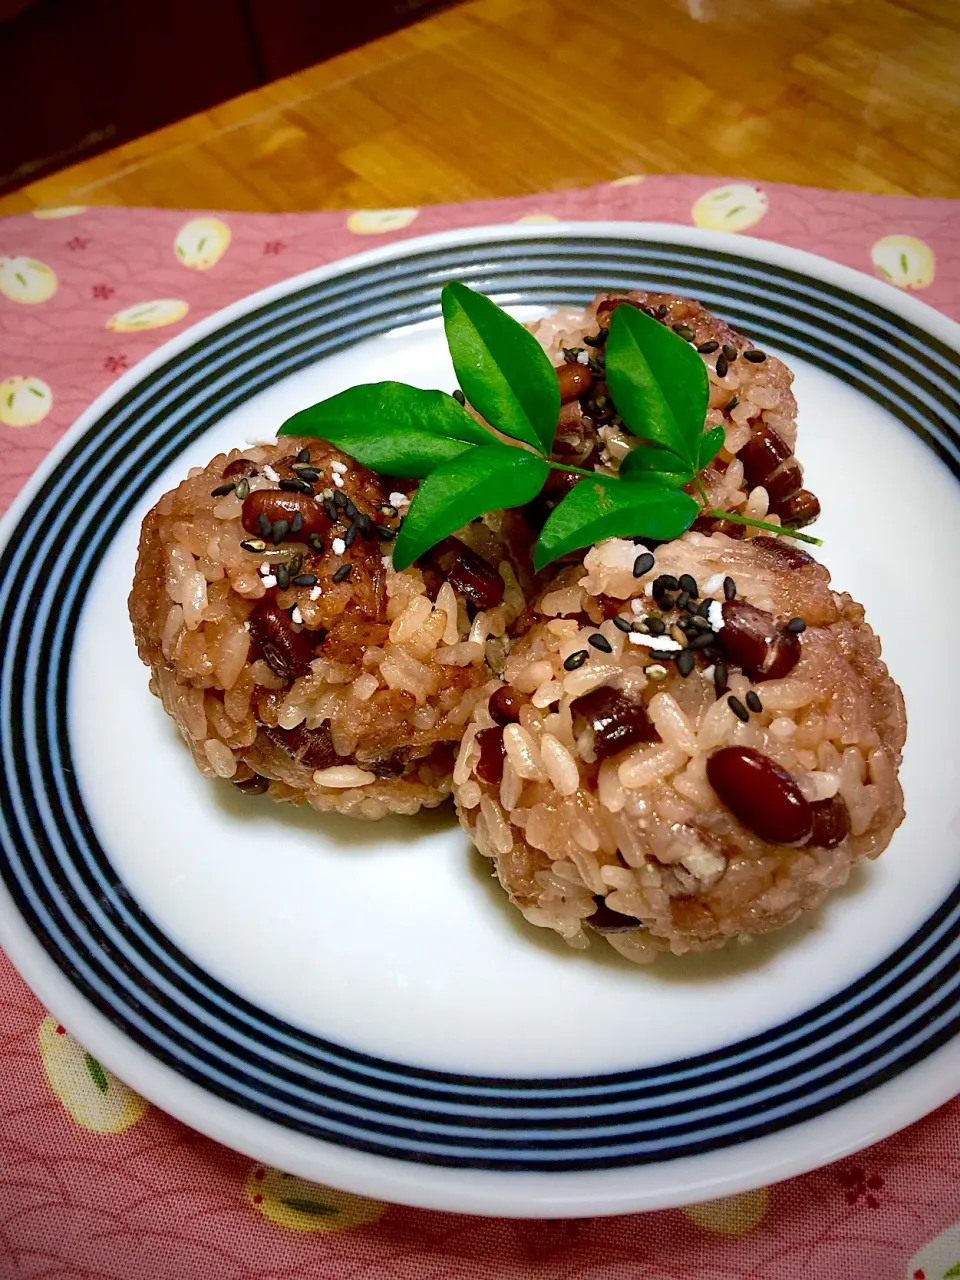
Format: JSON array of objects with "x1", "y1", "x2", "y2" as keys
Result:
[{"x1": 2, "y1": 0, "x2": 958, "y2": 215}]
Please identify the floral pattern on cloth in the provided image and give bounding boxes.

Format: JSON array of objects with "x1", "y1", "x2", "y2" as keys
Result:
[{"x1": 0, "y1": 175, "x2": 958, "y2": 1278}]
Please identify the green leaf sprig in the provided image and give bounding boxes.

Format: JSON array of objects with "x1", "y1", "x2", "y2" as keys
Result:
[{"x1": 279, "y1": 283, "x2": 821, "y2": 571}]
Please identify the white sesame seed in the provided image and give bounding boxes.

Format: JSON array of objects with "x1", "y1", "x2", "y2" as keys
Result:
[
  {"x1": 332, "y1": 473, "x2": 344, "y2": 488},
  {"x1": 291, "y1": 606, "x2": 304, "y2": 625},
  {"x1": 631, "y1": 598, "x2": 645, "y2": 615},
  {"x1": 576, "y1": 350, "x2": 590, "y2": 365},
  {"x1": 389, "y1": 491, "x2": 410, "y2": 509},
  {"x1": 707, "y1": 600, "x2": 725, "y2": 631},
  {"x1": 702, "y1": 664, "x2": 715, "y2": 681},
  {"x1": 701, "y1": 573, "x2": 725, "y2": 596},
  {"x1": 629, "y1": 632, "x2": 682, "y2": 651},
  {"x1": 261, "y1": 574, "x2": 277, "y2": 589},
  {"x1": 646, "y1": 664, "x2": 668, "y2": 681},
  {"x1": 331, "y1": 461, "x2": 347, "y2": 474},
  {"x1": 309, "y1": 586, "x2": 322, "y2": 601},
  {"x1": 258, "y1": 563, "x2": 271, "y2": 577},
  {"x1": 332, "y1": 537, "x2": 346, "y2": 554},
  {"x1": 263, "y1": 465, "x2": 280, "y2": 481},
  {"x1": 644, "y1": 582, "x2": 654, "y2": 597}
]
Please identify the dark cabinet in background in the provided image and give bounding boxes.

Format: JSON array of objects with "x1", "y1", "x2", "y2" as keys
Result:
[{"x1": 0, "y1": 0, "x2": 455, "y2": 195}]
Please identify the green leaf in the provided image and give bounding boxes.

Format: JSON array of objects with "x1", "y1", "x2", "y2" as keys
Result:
[
  {"x1": 278, "y1": 382, "x2": 494, "y2": 477},
  {"x1": 533, "y1": 474, "x2": 699, "y2": 571},
  {"x1": 392, "y1": 444, "x2": 549, "y2": 571},
  {"x1": 698, "y1": 424, "x2": 726, "y2": 471},
  {"x1": 441, "y1": 282, "x2": 560, "y2": 455},
  {"x1": 943, "y1": 1264, "x2": 960, "y2": 1278},
  {"x1": 84, "y1": 1052, "x2": 109, "y2": 1094},
  {"x1": 281, "y1": 1197, "x2": 337, "y2": 1216},
  {"x1": 620, "y1": 444, "x2": 694, "y2": 485},
  {"x1": 604, "y1": 305, "x2": 709, "y2": 466}
]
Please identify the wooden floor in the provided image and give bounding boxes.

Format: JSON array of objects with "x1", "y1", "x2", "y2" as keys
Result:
[{"x1": 2, "y1": 0, "x2": 959, "y2": 215}]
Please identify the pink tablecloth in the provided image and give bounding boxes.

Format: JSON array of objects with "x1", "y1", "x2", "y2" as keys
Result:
[{"x1": 1, "y1": 175, "x2": 959, "y2": 1279}]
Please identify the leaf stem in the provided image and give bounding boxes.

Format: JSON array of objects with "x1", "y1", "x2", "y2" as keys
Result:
[
  {"x1": 694, "y1": 474, "x2": 710, "y2": 506},
  {"x1": 546, "y1": 460, "x2": 602, "y2": 480},
  {"x1": 705, "y1": 508, "x2": 823, "y2": 546}
]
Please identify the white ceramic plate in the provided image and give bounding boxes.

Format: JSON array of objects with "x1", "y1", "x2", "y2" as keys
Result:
[{"x1": 1, "y1": 222, "x2": 959, "y2": 1217}]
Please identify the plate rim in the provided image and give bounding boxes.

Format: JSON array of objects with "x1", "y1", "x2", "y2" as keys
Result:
[{"x1": 1, "y1": 219, "x2": 959, "y2": 1217}]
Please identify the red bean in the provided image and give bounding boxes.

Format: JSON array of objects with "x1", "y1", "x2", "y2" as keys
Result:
[
  {"x1": 232, "y1": 772, "x2": 269, "y2": 794},
  {"x1": 556, "y1": 362, "x2": 594, "y2": 404},
  {"x1": 739, "y1": 422, "x2": 791, "y2": 489},
  {"x1": 261, "y1": 721, "x2": 341, "y2": 769},
  {"x1": 707, "y1": 746, "x2": 813, "y2": 844},
  {"x1": 475, "y1": 727, "x2": 505, "y2": 785},
  {"x1": 488, "y1": 686, "x2": 523, "y2": 726},
  {"x1": 750, "y1": 538, "x2": 815, "y2": 571},
  {"x1": 691, "y1": 514, "x2": 746, "y2": 539},
  {"x1": 248, "y1": 601, "x2": 316, "y2": 681},
  {"x1": 571, "y1": 686, "x2": 660, "y2": 761},
  {"x1": 425, "y1": 538, "x2": 504, "y2": 610},
  {"x1": 222, "y1": 457, "x2": 259, "y2": 479},
  {"x1": 764, "y1": 457, "x2": 804, "y2": 503},
  {"x1": 721, "y1": 600, "x2": 801, "y2": 682},
  {"x1": 584, "y1": 897, "x2": 641, "y2": 934},
  {"x1": 807, "y1": 795, "x2": 851, "y2": 849},
  {"x1": 770, "y1": 488, "x2": 821, "y2": 529},
  {"x1": 241, "y1": 489, "x2": 329, "y2": 541}
]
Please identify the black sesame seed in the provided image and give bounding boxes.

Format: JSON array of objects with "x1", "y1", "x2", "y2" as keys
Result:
[
  {"x1": 648, "y1": 650, "x2": 676, "y2": 664},
  {"x1": 587, "y1": 355, "x2": 605, "y2": 376},
  {"x1": 728, "y1": 695, "x2": 750, "y2": 723},
  {"x1": 564, "y1": 649, "x2": 589, "y2": 671},
  {"x1": 296, "y1": 447, "x2": 311, "y2": 463},
  {"x1": 689, "y1": 614, "x2": 713, "y2": 631},
  {"x1": 743, "y1": 349, "x2": 767, "y2": 363},
  {"x1": 679, "y1": 573, "x2": 698, "y2": 598},
  {"x1": 588, "y1": 634, "x2": 613, "y2": 653},
  {"x1": 746, "y1": 691, "x2": 763, "y2": 713},
  {"x1": 344, "y1": 524, "x2": 359, "y2": 548},
  {"x1": 715, "y1": 660, "x2": 728, "y2": 691},
  {"x1": 657, "y1": 593, "x2": 675, "y2": 611},
  {"x1": 672, "y1": 323, "x2": 696, "y2": 342},
  {"x1": 698, "y1": 599, "x2": 713, "y2": 619},
  {"x1": 723, "y1": 576, "x2": 737, "y2": 601},
  {"x1": 676, "y1": 649, "x2": 696, "y2": 677},
  {"x1": 235, "y1": 477, "x2": 250, "y2": 500},
  {"x1": 697, "y1": 340, "x2": 719, "y2": 354},
  {"x1": 290, "y1": 511, "x2": 303, "y2": 535},
  {"x1": 722, "y1": 344, "x2": 738, "y2": 362},
  {"x1": 676, "y1": 590, "x2": 690, "y2": 610},
  {"x1": 646, "y1": 616, "x2": 667, "y2": 636},
  {"x1": 687, "y1": 630, "x2": 717, "y2": 651},
  {"x1": 292, "y1": 573, "x2": 318, "y2": 587},
  {"x1": 289, "y1": 554, "x2": 303, "y2": 576},
  {"x1": 309, "y1": 533, "x2": 325, "y2": 552},
  {"x1": 343, "y1": 498, "x2": 357, "y2": 520},
  {"x1": 375, "y1": 525, "x2": 397, "y2": 541},
  {"x1": 633, "y1": 551, "x2": 655, "y2": 578},
  {"x1": 653, "y1": 574, "x2": 680, "y2": 592},
  {"x1": 292, "y1": 465, "x2": 321, "y2": 481},
  {"x1": 715, "y1": 353, "x2": 729, "y2": 379},
  {"x1": 257, "y1": 512, "x2": 272, "y2": 539},
  {"x1": 272, "y1": 519, "x2": 290, "y2": 544},
  {"x1": 240, "y1": 538, "x2": 265, "y2": 553},
  {"x1": 583, "y1": 331, "x2": 606, "y2": 347},
  {"x1": 631, "y1": 620, "x2": 650, "y2": 634},
  {"x1": 332, "y1": 489, "x2": 347, "y2": 509},
  {"x1": 275, "y1": 564, "x2": 290, "y2": 590},
  {"x1": 452, "y1": 389, "x2": 466, "y2": 405},
  {"x1": 656, "y1": 303, "x2": 669, "y2": 318},
  {"x1": 786, "y1": 617, "x2": 807, "y2": 633},
  {"x1": 562, "y1": 346, "x2": 584, "y2": 364},
  {"x1": 323, "y1": 499, "x2": 338, "y2": 523},
  {"x1": 723, "y1": 395, "x2": 739, "y2": 412},
  {"x1": 332, "y1": 563, "x2": 352, "y2": 583},
  {"x1": 612, "y1": 615, "x2": 633, "y2": 633},
  {"x1": 279, "y1": 477, "x2": 314, "y2": 495},
  {"x1": 210, "y1": 482, "x2": 235, "y2": 497}
]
